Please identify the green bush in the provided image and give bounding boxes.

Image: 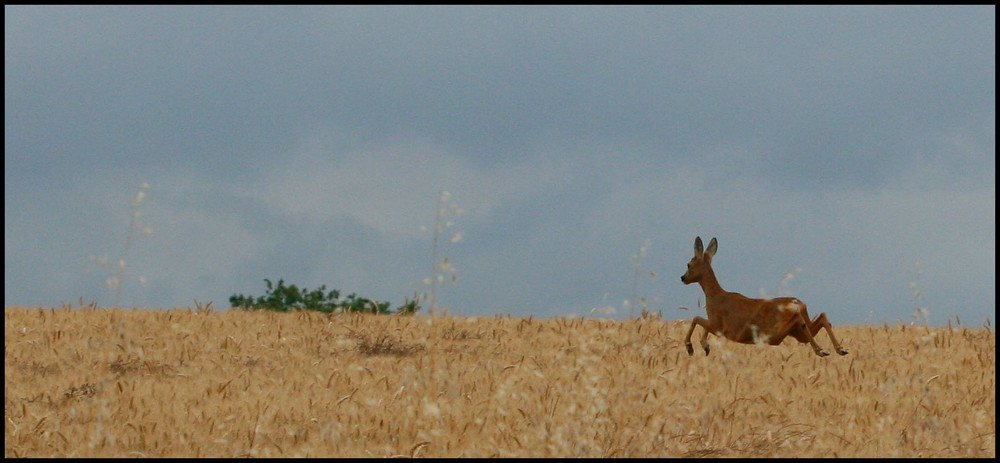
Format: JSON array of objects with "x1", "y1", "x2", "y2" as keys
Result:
[{"x1": 229, "y1": 279, "x2": 418, "y2": 315}]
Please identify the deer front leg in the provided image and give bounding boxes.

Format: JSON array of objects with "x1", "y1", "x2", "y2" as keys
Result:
[{"x1": 684, "y1": 316, "x2": 713, "y2": 356}]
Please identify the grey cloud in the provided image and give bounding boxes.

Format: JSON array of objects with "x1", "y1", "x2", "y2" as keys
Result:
[{"x1": 4, "y1": 6, "x2": 994, "y2": 326}]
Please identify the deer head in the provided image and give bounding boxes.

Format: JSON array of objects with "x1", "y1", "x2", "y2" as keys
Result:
[{"x1": 681, "y1": 236, "x2": 718, "y2": 285}]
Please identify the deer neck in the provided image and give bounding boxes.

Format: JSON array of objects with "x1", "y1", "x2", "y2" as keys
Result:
[{"x1": 697, "y1": 264, "x2": 726, "y2": 299}]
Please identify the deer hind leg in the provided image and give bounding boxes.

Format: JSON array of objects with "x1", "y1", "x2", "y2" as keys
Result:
[
  {"x1": 684, "y1": 316, "x2": 715, "y2": 356},
  {"x1": 784, "y1": 304, "x2": 830, "y2": 357},
  {"x1": 794, "y1": 317, "x2": 830, "y2": 357},
  {"x1": 807, "y1": 312, "x2": 849, "y2": 355}
]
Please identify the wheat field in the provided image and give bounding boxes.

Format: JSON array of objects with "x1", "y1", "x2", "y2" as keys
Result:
[{"x1": 4, "y1": 305, "x2": 995, "y2": 458}]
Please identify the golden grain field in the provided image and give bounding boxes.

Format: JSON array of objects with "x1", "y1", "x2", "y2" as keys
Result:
[{"x1": 4, "y1": 305, "x2": 995, "y2": 458}]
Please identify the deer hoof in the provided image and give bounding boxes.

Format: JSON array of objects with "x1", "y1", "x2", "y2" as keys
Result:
[
  {"x1": 837, "y1": 347, "x2": 849, "y2": 355},
  {"x1": 685, "y1": 343, "x2": 694, "y2": 356},
  {"x1": 816, "y1": 349, "x2": 830, "y2": 357},
  {"x1": 703, "y1": 344, "x2": 711, "y2": 355}
]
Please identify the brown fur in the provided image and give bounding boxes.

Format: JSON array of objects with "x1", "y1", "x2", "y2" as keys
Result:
[{"x1": 680, "y1": 237, "x2": 848, "y2": 357}]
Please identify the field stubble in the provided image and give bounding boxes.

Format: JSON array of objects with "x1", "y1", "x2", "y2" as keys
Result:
[{"x1": 4, "y1": 306, "x2": 995, "y2": 457}]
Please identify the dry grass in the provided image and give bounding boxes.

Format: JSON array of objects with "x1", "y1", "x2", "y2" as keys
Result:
[{"x1": 5, "y1": 306, "x2": 994, "y2": 458}]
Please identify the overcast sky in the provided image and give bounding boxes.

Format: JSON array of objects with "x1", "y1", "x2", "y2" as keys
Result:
[{"x1": 5, "y1": 6, "x2": 995, "y2": 327}]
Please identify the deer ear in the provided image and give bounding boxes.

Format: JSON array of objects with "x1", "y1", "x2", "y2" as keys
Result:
[
  {"x1": 694, "y1": 237, "x2": 704, "y2": 257},
  {"x1": 705, "y1": 237, "x2": 718, "y2": 259}
]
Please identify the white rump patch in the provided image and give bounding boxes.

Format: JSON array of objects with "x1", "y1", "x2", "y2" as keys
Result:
[{"x1": 778, "y1": 300, "x2": 804, "y2": 313}]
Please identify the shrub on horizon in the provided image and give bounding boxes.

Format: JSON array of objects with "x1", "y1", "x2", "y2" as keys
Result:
[{"x1": 229, "y1": 278, "x2": 418, "y2": 315}]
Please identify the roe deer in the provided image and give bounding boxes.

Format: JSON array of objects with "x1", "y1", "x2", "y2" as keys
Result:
[{"x1": 680, "y1": 236, "x2": 848, "y2": 357}]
